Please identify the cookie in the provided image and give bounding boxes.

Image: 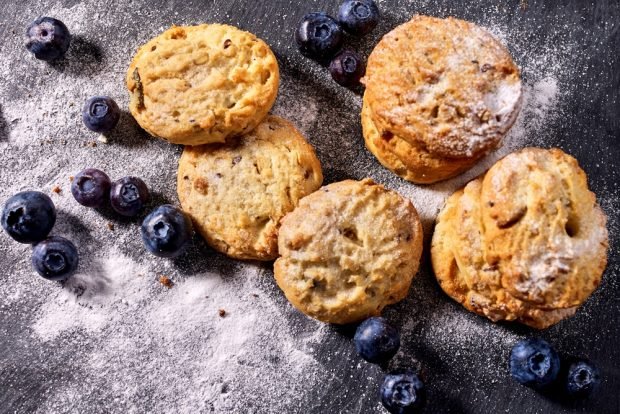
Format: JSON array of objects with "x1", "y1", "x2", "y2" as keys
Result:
[
  {"x1": 177, "y1": 115, "x2": 322, "y2": 260},
  {"x1": 361, "y1": 95, "x2": 478, "y2": 184},
  {"x1": 431, "y1": 148, "x2": 608, "y2": 329},
  {"x1": 274, "y1": 179, "x2": 423, "y2": 324},
  {"x1": 127, "y1": 24, "x2": 279, "y2": 145},
  {"x1": 361, "y1": 15, "x2": 522, "y2": 183}
]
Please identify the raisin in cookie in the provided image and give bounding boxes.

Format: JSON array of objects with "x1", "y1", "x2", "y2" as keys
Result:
[
  {"x1": 127, "y1": 24, "x2": 279, "y2": 145},
  {"x1": 177, "y1": 115, "x2": 322, "y2": 260},
  {"x1": 362, "y1": 15, "x2": 522, "y2": 183},
  {"x1": 274, "y1": 179, "x2": 423, "y2": 324},
  {"x1": 431, "y1": 148, "x2": 608, "y2": 329}
]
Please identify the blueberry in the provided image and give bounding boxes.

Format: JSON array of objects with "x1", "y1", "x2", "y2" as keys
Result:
[
  {"x1": 354, "y1": 316, "x2": 400, "y2": 363},
  {"x1": 295, "y1": 12, "x2": 343, "y2": 60},
  {"x1": 1, "y1": 191, "x2": 56, "y2": 244},
  {"x1": 329, "y1": 50, "x2": 365, "y2": 87},
  {"x1": 509, "y1": 338, "x2": 560, "y2": 389},
  {"x1": 338, "y1": 0, "x2": 380, "y2": 36},
  {"x1": 141, "y1": 205, "x2": 193, "y2": 258},
  {"x1": 71, "y1": 168, "x2": 111, "y2": 208},
  {"x1": 25, "y1": 17, "x2": 71, "y2": 61},
  {"x1": 32, "y1": 236, "x2": 79, "y2": 281},
  {"x1": 380, "y1": 369, "x2": 425, "y2": 414},
  {"x1": 110, "y1": 177, "x2": 149, "y2": 217},
  {"x1": 565, "y1": 360, "x2": 600, "y2": 397},
  {"x1": 82, "y1": 96, "x2": 121, "y2": 133}
]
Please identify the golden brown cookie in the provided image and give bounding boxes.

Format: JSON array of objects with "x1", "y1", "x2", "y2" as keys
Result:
[
  {"x1": 361, "y1": 95, "x2": 478, "y2": 184},
  {"x1": 127, "y1": 24, "x2": 279, "y2": 145},
  {"x1": 274, "y1": 179, "x2": 423, "y2": 324},
  {"x1": 361, "y1": 15, "x2": 522, "y2": 183},
  {"x1": 177, "y1": 115, "x2": 322, "y2": 260},
  {"x1": 431, "y1": 148, "x2": 608, "y2": 329}
]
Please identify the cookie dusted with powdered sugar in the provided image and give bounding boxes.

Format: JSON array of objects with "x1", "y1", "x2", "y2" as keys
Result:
[
  {"x1": 274, "y1": 179, "x2": 423, "y2": 324},
  {"x1": 431, "y1": 148, "x2": 608, "y2": 329},
  {"x1": 127, "y1": 24, "x2": 279, "y2": 145},
  {"x1": 361, "y1": 95, "x2": 479, "y2": 184},
  {"x1": 177, "y1": 116, "x2": 322, "y2": 261},
  {"x1": 362, "y1": 15, "x2": 522, "y2": 183}
]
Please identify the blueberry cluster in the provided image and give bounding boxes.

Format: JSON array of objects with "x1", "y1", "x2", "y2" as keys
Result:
[
  {"x1": 71, "y1": 168, "x2": 193, "y2": 259},
  {"x1": 295, "y1": 0, "x2": 379, "y2": 87},
  {"x1": 510, "y1": 338, "x2": 600, "y2": 398},
  {"x1": 71, "y1": 168, "x2": 150, "y2": 216},
  {"x1": 353, "y1": 317, "x2": 425, "y2": 413},
  {"x1": 2, "y1": 191, "x2": 78, "y2": 281}
]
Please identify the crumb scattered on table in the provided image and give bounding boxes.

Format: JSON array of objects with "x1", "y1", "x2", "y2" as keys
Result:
[
  {"x1": 159, "y1": 275, "x2": 174, "y2": 288},
  {"x1": 52, "y1": 186, "x2": 62, "y2": 194},
  {"x1": 218, "y1": 309, "x2": 226, "y2": 317}
]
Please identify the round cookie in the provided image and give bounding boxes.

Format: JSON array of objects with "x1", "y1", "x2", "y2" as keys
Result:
[
  {"x1": 274, "y1": 179, "x2": 423, "y2": 324},
  {"x1": 361, "y1": 95, "x2": 478, "y2": 184},
  {"x1": 363, "y1": 15, "x2": 522, "y2": 159},
  {"x1": 431, "y1": 148, "x2": 608, "y2": 329},
  {"x1": 127, "y1": 24, "x2": 279, "y2": 145},
  {"x1": 177, "y1": 115, "x2": 322, "y2": 260}
]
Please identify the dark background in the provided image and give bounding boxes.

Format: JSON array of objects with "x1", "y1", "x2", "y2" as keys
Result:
[{"x1": 0, "y1": 0, "x2": 618, "y2": 413}]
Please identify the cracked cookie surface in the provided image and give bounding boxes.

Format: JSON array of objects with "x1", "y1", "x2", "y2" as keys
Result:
[
  {"x1": 177, "y1": 115, "x2": 322, "y2": 260},
  {"x1": 127, "y1": 24, "x2": 279, "y2": 145},
  {"x1": 274, "y1": 179, "x2": 423, "y2": 324},
  {"x1": 431, "y1": 148, "x2": 608, "y2": 328}
]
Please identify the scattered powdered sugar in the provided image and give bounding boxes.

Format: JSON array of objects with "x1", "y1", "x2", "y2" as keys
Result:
[
  {"x1": 0, "y1": 1, "x2": 617, "y2": 413},
  {"x1": 392, "y1": 74, "x2": 560, "y2": 238},
  {"x1": 32, "y1": 247, "x2": 150, "y2": 341}
]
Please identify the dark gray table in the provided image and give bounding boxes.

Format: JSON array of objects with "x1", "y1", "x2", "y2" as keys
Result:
[{"x1": 0, "y1": 1, "x2": 618, "y2": 413}]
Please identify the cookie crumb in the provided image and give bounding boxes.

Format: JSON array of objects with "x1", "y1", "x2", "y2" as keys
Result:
[
  {"x1": 252, "y1": 293, "x2": 259, "y2": 298},
  {"x1": 69, "y1": 176, "x2": 74, "y2": 182},
  {"x1": 97, "y1": 135, "x2": 109, "y2": 144},
  {"x1": 87, "y1": 141, "x2": 97, "y2": 148},
  {"x1": 107, "y1": 222, "x2": 115, "y2": 231},
  {"x1": 218, "y1": 309, "x2": 226, "y2": 317},
  {"x1": 159, "y1": 275, "x2": 174, "y2": 288},
  {"x1": 51, "y1": 186, "x2": 62, "y2": 194},
  {"x1": 520, "y1": 0, "x2": 528, "y2": 10}
]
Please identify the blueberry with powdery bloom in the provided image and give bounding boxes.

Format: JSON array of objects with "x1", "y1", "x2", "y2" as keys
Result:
[
  {"x1": 338, "y1": 0, "x2": 380, "y2": 36},
  {"x1": 1, "y1": 191, "x2": 56, "y2": 244},
  {"x1": 141, "y1": 205, "x2": 193, "y2": 258},
  {"x1": 509, "y1": 338, "x2": 560, "y2": 389},
  {"x1": 380, "y1": 369, "x2": 426, "y2": 414},
  {"x1": 565, "y1": 360, "x2": 600, "y2": 398},
  {"x1": 329, "y1": 49, "x2": 365, "y2": 87},
  {"x1": 354, "y1": 316, "x2": 400, "y2": 363},
  {"x1": 71, "y1": 168, "x2": 111, "y2": 208},
  {"x1": 110, "y1": 177, "x2": 150, "y2": 217},
  {"x1": 82, "y1": 96, "x2": 121, "y2": 133},
  {"x1": 25, "y1": 17, "x2": 71, "y2": 61},
  {"x1": 296, "y1": 12, "x2": 343, "y2": 61},
  {"x1": 32, "y1": 236, "x2": 79, "y2": 281}
]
